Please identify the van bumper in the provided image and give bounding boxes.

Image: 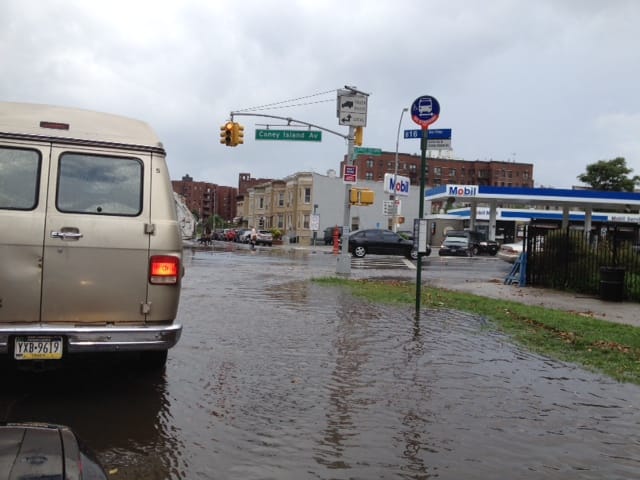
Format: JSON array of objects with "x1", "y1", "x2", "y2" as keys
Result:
[{"x1": 0, "y1": 323, "x2": 182, "y2": 354}]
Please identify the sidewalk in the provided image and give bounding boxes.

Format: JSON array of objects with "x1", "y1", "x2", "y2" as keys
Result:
[{"x1": 430, "y1": 278, "x2": 640, "y2": 328}]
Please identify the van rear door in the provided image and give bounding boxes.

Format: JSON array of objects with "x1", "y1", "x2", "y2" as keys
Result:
[
  {"x1": 40, "y1": 147, "x2": 151, "y2": 324},
  {"x1": 0, "y1": 142, "x2": 49, "y2": 324}
]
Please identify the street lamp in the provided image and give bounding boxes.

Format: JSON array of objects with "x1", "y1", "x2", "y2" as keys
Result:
[{"x1": 391, "y1": 107, "x2": 409, "y2": 232}]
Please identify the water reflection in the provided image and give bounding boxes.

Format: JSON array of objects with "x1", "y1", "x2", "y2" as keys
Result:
[
  {"x1": 4, "y1": 250, "x2": 639, "y2": 479},
  {"x1": 0, "y1": 356, "x2": 181, "y2": 479}
]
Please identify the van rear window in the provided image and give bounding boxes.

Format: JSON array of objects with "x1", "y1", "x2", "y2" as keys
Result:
[
  {"x1": 57, "y1": 153, "x2": 143, "y2": 216},
  {"x1": 0, "y1": 147, "x2": 40, "y2": 210}
]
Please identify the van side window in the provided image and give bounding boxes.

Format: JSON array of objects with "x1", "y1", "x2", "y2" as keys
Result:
[
  {"x1": 57, "y1": 153, "x2": 143, "y2": 216},
  {"x1": 0, "y1": 147, "x2": 40, "y2": 211}
]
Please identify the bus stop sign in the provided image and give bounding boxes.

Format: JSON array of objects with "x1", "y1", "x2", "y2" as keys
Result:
[{"x1": 411, "y1": 95, "x2": 440, "y2": 128}]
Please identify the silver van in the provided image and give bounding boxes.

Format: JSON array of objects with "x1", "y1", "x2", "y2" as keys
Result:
[{"x1": 0, "y1": 102, "x2": 183, "y2": 368}]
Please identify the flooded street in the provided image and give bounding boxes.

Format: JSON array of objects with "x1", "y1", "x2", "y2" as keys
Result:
[{"x1": 1, "y1": 247, "x2": 639, "y2": 479}]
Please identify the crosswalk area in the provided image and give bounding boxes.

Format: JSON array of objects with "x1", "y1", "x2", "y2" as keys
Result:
[{"x1": 350, "y1": 256, "x2": 416, "y2": 270}]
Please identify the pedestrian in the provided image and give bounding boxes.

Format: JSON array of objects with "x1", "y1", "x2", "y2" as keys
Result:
[{"x1": 250, "y1": 226, "x2": 257, "y2": 249}]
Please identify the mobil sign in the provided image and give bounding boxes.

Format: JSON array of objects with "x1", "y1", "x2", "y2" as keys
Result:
[
  {"x1": 447, "y1": 184, "x2": 478, "y2": 197},
  {"x1": 384, "y1": 173, "x2": 410, "y2": 197}
]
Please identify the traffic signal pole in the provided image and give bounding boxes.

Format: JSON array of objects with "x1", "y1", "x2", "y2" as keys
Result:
[{"x1": 336, "y1": 125, "x2": 355, "y2": 275}]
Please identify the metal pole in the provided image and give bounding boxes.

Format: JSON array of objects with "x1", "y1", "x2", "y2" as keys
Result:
[
  {"x1": 415, "y1": 129, "x2": 429, "y2": 319},
  {"x1": 336, "y1": 125, "x2": 356, "y2": 274},
  {"x1": 392, "y1": 108, "x2": 408, "y2": 232}
]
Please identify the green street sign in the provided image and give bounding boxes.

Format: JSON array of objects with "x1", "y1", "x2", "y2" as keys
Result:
[
  {"x1": 255, "y1": 129, "x2": 322, "y2": 142},
  {"x1": 354, "y1": 147, "x2": 382, "y2": 156}
]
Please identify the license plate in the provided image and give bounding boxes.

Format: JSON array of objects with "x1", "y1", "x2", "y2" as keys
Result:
[{"x1": 14, "y1": 336, "x2": 64, "y2": 360}]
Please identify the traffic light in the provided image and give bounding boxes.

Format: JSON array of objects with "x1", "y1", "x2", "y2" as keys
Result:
[
  {"x1": 354, "y1": 126, "x2": 363, "y2": 146},
  {"x1": 220, "y1": 122, "x2": 234, "y2": 146},
  {"x1": 233, "y1": 122, "x2": 245, "y2": 145},
  {"x1": 349, "y1": 188, "x2": 359, "y2": 204},
  {"x1": 359, "y1": 189, "x2": 374, "y2": 205},
  {"x1": 349, "y1": 188, "x2": 375, "y2": 205}
]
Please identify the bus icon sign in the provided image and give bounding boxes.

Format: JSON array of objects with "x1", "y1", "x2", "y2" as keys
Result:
[{"x1": 411, "y1": 95, "x2": 440, "y2": 128}]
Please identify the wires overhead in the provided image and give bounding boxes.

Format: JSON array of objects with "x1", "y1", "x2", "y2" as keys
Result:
[{"x1": 233, "y1": 89, "x2": 336, "y2": 113}]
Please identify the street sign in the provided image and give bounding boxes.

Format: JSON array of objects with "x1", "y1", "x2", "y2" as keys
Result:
[
  {"x1": 343, "y1": 165, "x2": 357, "y2": 184},
  {"x1": 403, "y1": 129, "x2": 452, "y2": 149},
  {"x1": 404, "y1": 128, "x2": 451, "y2": 139},
  {"x1": 310, "y1": 214, "x2": 319, "y2": 231},
  {"x1": 354, "y1": 147, "x2": 382, "y2": 156},
  {"x1": 337, "y1": 91, "x2": 368, "y2": 127},
  {"x1": 383, "y1": 199, "x2": 401, "y2": 216},
  {"x1": 411, "y1": 95, "x2": 440, "y2": 128},
  {"x1": 255, "y1": 129, "x2": 322, "y2": 141}
]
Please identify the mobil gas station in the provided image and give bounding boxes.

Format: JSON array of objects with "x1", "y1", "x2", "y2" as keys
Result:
[{"x1": 424, "y1": 184, "x2": 640, "y2": 247}]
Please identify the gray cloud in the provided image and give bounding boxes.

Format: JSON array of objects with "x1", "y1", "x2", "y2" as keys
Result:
[{"x1": 2, "y1": 0, "x2": 638, "y2": 188}]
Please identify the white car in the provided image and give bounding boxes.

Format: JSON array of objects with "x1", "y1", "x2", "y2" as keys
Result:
[{"x1": 497, "y1": 242, "x2": 524, "y2": 263}]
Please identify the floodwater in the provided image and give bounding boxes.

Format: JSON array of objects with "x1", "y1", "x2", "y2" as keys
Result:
[{"x1": 1, "y1": 246, "x2": 639, "y2": 479}]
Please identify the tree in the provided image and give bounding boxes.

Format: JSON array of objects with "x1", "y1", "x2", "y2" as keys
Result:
[{"x1": 577, "y1": 157, "x2": 640, "y2": 191}]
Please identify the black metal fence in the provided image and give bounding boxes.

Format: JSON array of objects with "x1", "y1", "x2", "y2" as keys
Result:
[{"x1": 525, "y1": 222, "x2": 640, "y2": 302}]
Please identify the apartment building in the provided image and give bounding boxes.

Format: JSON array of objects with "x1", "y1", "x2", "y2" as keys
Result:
[
  {"x1": 340, "y1": 152, "x2": 534, "y2": 188},
  {"x1": 171, "y1": 174, "x2": 237, "y2": 223}
]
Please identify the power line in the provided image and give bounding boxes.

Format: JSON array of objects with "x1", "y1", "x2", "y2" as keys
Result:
[{"x1": 233, "y1": 89, "x2": 336, "y2": 113}]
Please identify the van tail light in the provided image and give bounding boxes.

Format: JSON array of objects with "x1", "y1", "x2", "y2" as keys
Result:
[{"x1": 149, "y1": 255, "x2": 180, "y2": 285}]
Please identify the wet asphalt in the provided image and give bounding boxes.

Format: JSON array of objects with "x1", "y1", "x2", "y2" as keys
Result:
[{"x1": 0, "y1": 244, "x2": 639, "y2": 479}]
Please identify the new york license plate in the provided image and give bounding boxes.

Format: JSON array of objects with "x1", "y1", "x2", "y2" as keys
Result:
[{"x1": 14, "y1": 336, "x2": 64, "y2": 360}]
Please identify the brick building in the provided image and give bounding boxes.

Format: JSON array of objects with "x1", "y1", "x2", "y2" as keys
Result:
[
  {"x1": 171, "y1": 174, "x2": 237, "y2": 223},
  {"x1": 340, "y1": 152, "x2": 534, "y2": 188}
]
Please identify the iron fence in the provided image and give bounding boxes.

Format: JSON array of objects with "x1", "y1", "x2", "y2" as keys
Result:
[{"x1": 525, "y1": 222, "x2": 640, "y2": 302}]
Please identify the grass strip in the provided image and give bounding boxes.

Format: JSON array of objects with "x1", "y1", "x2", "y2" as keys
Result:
[{"x1": 313, "y1": 277, "x2": 640, "y2": 384}]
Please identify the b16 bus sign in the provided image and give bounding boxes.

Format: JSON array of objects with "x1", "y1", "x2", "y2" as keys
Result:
[{"x1": 411, "y1": 95, "x2": 440, "y2": 128}]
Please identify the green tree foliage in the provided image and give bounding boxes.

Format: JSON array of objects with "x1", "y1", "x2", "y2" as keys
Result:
[{"x1": 577, "y1": 157, "x2": 640, "y2": 191}]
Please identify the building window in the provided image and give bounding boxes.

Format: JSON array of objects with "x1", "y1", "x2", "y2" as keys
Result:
[
  {"x1": 259, "y1": 197, "x2": 264, "y2": 209},
  {"x1": 278, "y1": 215, "x2": 284, "y2": 228},
  {"x1": 366, "y1": 172, "x2": 374, "y2": 180},
  {"x1": 409, "y1": 164, "x2": 416, "y2": 172},
  {"x1": 278, "y1": 192, "x2": 284, "y2": 207},
  {"x1": 304, "y1": 187, "x2": 311, "y2": 204},
  {"x1": 433, "y1": 167, "x2": 442, "y2": 176},
  {"x1": 449, "y1": 168, "x2": 456, "y2": 177},
  {"x1": 366, "y1": 159, "x2": 374, "y2": 168},
  {"x1": 303, "y1": 214, "x2": 310, "y2": 229},
  {"x1": 523, "y1": 171, "x2": 529, "y2": 179}
]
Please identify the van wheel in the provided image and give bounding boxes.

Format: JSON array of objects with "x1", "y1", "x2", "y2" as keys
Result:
[
  {"x1": 471, "y1": 246, "x2": 479, "y2": 256},
  {"x1": 140, "y1": 350, "x2": 168, "y2": 370}
]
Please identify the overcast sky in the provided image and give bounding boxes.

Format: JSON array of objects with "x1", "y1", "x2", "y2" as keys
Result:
[{"x1": 2, "y1": 0, "x2": 639, "y2": 189}]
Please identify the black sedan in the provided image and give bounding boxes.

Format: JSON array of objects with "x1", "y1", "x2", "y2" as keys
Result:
[
  {"x1": 438, "y1": 236, "x2": 474, "y2": 257},
  {"x1": 348, "y1": 228, "x2": 431, "y2": 260}
]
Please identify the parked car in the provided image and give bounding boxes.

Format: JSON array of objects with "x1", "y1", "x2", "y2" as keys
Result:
[
  {"x1": 497, "y1": 242, "x2": 524, "y2": 263},
  {"x1": 439, "y1": 235, "x2": 474, "y2": 257},
  {"x1": 397, "y1": 230, "x2": 414, "y2": 241},
  {"x1": 323, "y1": 226, "x2": 343, "y2": 245},
  {"x1": 348, "y1": 228, "x2": 430, "y2": 260},
  {"x1": 235, "y1": 228, "x2": 250, "y2": 242},
  {"x1": 256, "y1": 230, "x2": 273, "y2": 246},
  {"x1": 0, "y1": 422, "x2": 108, "y2": 479},
  {"x1": 0, "y1": 102, "x2": 183, "y2": 369},
  {"x1": 441, "y1": 230, "x2": 499, "y2": 256}
]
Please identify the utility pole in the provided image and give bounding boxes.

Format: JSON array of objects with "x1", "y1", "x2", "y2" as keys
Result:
[
  {"x1": 335, "y1": 85, "x2": 369, "y2": 275},
  {"x1": 336, "y1": 125, "x2": 356, "y2": 274}
]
